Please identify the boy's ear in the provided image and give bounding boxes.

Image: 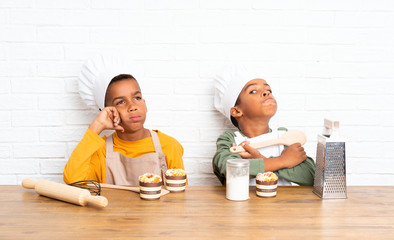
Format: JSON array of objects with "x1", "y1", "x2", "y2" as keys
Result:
[
  {"x1": 230, "y1": 106, "x2": 242, "y2": 118},
  {"x1": 143, "y1": 99, "x2": 148, "y2": 112}
]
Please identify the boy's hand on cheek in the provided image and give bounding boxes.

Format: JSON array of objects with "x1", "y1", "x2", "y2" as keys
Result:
[
  {"x1": 279, "y1": 143, "x2": 307, "y2": 168},
  {"x1": 234, "y1": 142, "x2": 266, "y2": 160},
  {"x1": 89, "y1": 107, "x2": 125, "y2": 134}
]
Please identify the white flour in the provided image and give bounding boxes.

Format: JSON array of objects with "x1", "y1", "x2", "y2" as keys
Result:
[{"x1": 226, "y1": 175, "x2": 249, "y2": 201}]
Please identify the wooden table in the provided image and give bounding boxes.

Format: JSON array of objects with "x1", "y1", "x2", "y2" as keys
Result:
[{"x1": 1, "y1": 185, "x2": 394, "y2": 239}]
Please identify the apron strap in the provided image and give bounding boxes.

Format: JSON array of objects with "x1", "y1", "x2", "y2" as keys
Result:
[
  {"x1": 105, "y1": 133, "x2": 116, "y2": 184},
  {"x1": 234, "y1": 131, "x2": 243, "y2": 138},
  {"x1": 106, "y1": 134, "x2": 114, "y2": 154},
  {"x1": 149, "y1": 130, "x2": 168, "y2": 186}
]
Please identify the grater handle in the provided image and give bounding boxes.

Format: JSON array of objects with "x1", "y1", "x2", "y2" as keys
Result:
[{"x1": 324, "y1": 119, "x2": 341, "y2": 141}]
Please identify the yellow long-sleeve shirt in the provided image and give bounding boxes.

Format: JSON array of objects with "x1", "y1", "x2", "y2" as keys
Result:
[{"x1": 63, "y1": 128, "x2": 185, "y2": 184}]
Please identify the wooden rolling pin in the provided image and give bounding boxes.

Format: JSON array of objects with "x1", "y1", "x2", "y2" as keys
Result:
[
  {"x1": 22, "y1": 179, "x2": 108, "y2": 208},
  {"x1": 230, "y1": 129, "x2": 307, "y2": 153}
]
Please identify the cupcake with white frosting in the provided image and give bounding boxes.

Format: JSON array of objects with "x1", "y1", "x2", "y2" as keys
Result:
[
  {"x1": 165, "y1": 169, "x2": 187, "y2": 193},
  {"x1": 256, "y1": 172, "x2": 278, "y2": 198},
  {"x1": 139, "y1": 173, "x2": 162, "y2": 200}
]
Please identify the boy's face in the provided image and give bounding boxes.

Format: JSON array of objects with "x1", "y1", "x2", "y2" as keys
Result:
[
  {"x1": 233, "y1": 78, "x2": 277, "y2": 121},
  {"x1": 106, "y1": 78, "x2": 147, "y2": 133}
]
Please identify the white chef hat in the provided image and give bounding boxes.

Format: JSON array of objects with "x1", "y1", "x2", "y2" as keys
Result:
[
  {"x1": 214, "y1": 63, "x2": 259, "y2": 122},
  {"x1": 78, "y1": 53, "x2": 141, "y2": 110}
]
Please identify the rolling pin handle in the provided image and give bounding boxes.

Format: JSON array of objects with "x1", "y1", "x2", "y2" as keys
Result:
[
  {"x1": 85, "y1": 196, "x2": 108, "y2": 208},
  {"x1": 22, "y1": 179, "x2": 36, "y2": 189}
]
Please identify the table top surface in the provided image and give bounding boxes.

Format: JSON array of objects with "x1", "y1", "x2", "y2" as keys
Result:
[{"x1": 1, "y1": 185, "x2": 394, "y2": 239}]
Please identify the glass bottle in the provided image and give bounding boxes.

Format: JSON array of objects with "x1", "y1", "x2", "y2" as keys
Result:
[{"x1": 226, "y1": 159, "x2": 249, "y2": 201}]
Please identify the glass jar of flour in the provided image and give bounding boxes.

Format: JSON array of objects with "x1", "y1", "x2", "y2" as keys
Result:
[{"x1": 226, "y1": 159, "x2": 249, "y2": 201}]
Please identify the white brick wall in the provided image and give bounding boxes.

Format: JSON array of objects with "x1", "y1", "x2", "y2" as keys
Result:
[{"x1": 1, "y1": 1, "x2": 394, "y2": 186}]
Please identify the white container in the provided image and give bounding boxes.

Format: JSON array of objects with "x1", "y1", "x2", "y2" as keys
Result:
[{"x1": 226, "y1": 159, "x2": 249, "y2": 201}]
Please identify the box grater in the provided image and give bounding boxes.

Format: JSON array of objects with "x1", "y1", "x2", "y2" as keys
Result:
[{"x1": 313, "y1": 119, "x2": 347, "y2": 199}]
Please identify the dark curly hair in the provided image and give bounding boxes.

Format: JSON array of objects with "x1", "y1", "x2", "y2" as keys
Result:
[{"x1": 103, "y1": 74, "x2": 138, "y2": 109}]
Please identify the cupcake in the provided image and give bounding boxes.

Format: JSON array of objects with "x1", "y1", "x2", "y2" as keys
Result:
[
  {"x1": 256, "y1": 172, "x2": 278, "y2": 198},
  {"x1": 165, "y1": 169, "x2": 187, "y2": 193},
  {"x1": 139, "y1": 173, "x2": 162, "y2": 200}
]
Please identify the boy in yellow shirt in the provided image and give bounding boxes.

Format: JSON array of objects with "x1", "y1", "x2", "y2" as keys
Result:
[{"x1": 64, "y1": 55, "x2": 184, "y2": 185}]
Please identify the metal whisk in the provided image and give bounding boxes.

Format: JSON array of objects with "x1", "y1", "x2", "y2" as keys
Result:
[{"x1": 68, "y1": 180, "x2": 102, "y2": 196}]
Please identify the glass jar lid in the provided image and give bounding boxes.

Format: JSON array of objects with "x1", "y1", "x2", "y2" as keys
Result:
[{"x1": 226, "y1": 159, "x2": 249, "y2": 167}]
